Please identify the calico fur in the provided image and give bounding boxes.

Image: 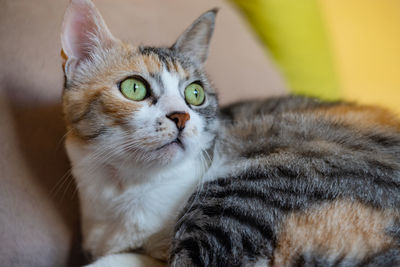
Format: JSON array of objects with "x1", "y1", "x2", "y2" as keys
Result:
[
  {"x1": 170, "y1": 96, "x2": 400, "y2": 266},
  {"x1": 61, "y1": 0, "x2": 218, "y2": 265},
  {"x1": 61, "y1": 1, "x2": 400, "y2": 266}
]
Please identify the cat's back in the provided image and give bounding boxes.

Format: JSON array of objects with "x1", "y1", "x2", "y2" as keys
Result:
[
  {"x1": 170, "y1": 96, "x2": 400, "y2": 267},
  {"x1": 220, "y1": 96, "x2": 400, "y2": 177},
  {"x1": 221, "y1": 95, "x2": 400, "y2": 137}
]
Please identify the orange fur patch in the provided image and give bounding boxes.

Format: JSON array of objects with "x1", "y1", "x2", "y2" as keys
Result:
[
  {"x1": 62, "y1": 44, "x2": 145, "y2": 136},
  {"x1": 167, "y1": 60, "x2": 189, "y2": 78},
  {"x1": 100, "y1": 89, "x2": 141, "y2": 120},
  {"x1": 313, "y1": 104, "x2": 400, "y2": 131},
  {"x1": 141, "y1": 54, "x2": 162, "y2": 74},
  {"x1": 63, "y1": 89, "x2": 95, "y2": 124},
  {"x1": 273, "y1": 200, "x2": 398, "y2": 266},
  {"x1": 61, "y1": 49, "x2": 68, "y2": 70}
]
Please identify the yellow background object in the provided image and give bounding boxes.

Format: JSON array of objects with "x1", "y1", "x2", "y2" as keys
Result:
[
  {"x1": 231, "y1": 0, "x2": 400, "y2": 114},
  {"x1": 231, "y1": 0, "x2": 340, "y2": 100},
  {"x1": 320, "y1": 0, "x2": 400, "y2": 115}
]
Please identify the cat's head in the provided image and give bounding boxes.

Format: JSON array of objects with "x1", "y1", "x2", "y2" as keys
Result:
[{"x1": 61, "y1": 0, "x2": 219, "y2": 167}]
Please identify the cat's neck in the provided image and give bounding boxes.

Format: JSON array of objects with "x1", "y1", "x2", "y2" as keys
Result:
[{"x1": 65, "y1": 135, "x2": 211, "y2": 258}]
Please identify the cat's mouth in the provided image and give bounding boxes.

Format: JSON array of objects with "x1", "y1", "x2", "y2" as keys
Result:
[{"x1": 157, "y1": 137, "x2": 184, "y2": 151}]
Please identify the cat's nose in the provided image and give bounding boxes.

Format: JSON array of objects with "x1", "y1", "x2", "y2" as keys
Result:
[{"x1": 167, "y1": 111, "x2": 190, "y2": 131}]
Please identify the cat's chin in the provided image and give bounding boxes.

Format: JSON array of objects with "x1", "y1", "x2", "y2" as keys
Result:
[
  {"x1": 154, "y1": 139, "x2": 186, "y2": 164},
  {"x1": 157, "y1": 138, "x2": 184, "y2": 151}
]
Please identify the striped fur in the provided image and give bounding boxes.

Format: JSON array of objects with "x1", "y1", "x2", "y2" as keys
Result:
[
  {"x1": 169, "y1": 96, "x2": 400, "y2": 267},
  {"x1": 61, "y1": 1, "x2": 400, "y2": 266}
]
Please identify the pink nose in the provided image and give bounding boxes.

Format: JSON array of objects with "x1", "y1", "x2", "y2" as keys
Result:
[{"x1": 167, "y1": 112, "x2": 190, "y2": 130}]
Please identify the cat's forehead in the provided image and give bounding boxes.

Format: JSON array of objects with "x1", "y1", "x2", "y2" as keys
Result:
[
  {"x1": 68, "y1": 42, "x2": 215, "y2": 98},
  {"x1": 124, "y1": 45, "x2": 215, "y2": 95},
  {"x1": 136, "y1": 46, "x2": 191, "y2": 80}
]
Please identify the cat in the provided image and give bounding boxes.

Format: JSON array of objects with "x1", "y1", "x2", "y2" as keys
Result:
[
  {"x1": 62, "y1": 1, "x2": 400, "y2": 266},
  {"x1": 61, "y1": 0, "x2": 218, "y2": 266},
  {"x1": 169, "y1": 97, "x2": 400, "y2": 266}
]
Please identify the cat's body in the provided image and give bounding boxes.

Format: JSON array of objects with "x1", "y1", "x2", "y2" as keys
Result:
[
  {"x1": 61, "y1": 1, "x2": 400, "y2": 266},
  {"x1": 170, "y1": 96, "x2": 400, "y2": 266}
]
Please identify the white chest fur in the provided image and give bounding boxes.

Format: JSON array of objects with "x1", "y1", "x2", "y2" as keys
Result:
[{"x1": 66, "y1": 137, "x2": 204, "y2": 261}]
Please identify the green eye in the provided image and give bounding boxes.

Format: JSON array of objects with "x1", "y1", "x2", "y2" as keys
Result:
[
  {"x1": 184, "y1": 83, "x2": 205, "y2": 106},
  {"x1": 120, "y1": 77, "x2": 147, "y2": 101}
]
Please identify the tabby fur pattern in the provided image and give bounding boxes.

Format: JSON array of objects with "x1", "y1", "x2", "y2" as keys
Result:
[{"x1": 170, "y1": 97, "x2": 400, "y2": 266}]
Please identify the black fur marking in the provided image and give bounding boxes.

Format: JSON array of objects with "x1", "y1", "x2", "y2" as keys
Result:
[
  {"x1": 196, "y1": 204, "x2": 276, "y2": 243},
  {"x1": 198, "y1": 186, "x2": 297, "y2": 212},
  {"x1": 359, "y1": 247, "x2": 400, "y2": 266},
  {"x1": 368, "y1": 133, "x2": 400, "y2": 148},
  {"x1": 203, "y1": 224, "x2": 233, "y2": 253},
  {"x1": 81, "y1": 126, "x2": 108, "y2": 140},
  {"x1": 241, "y1": 234, "x2": 258, "y2": 255},
  {"x1": 292, "y1": 253, "x2": 306, "y2": 267},
  {"x1": 179, "y1": 219, "x2": 202, "y2": 234},
  {"x1": 70, "y1": 93, "x2": 102, "y2": 124},
  {"x1": 173, "y1": 237, "x2": 204, "y2": 267}
]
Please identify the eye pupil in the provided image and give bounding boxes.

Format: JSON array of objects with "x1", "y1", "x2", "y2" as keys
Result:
[
  {"x1": 184, "y1": 83, "x2": 205, "y2": 106},
  {"x1": 120, "y1": 78, "x2": 147, "y2": 101}
]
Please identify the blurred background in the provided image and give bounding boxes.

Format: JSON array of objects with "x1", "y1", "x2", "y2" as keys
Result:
[
  {"x1": 233, "y1": 0, "x2": 400, "y2": 114},
  {"x1": 0, "y1": 0, "x2": 399, "y2": 266}
]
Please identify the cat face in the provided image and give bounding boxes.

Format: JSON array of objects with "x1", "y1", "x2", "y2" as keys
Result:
[{"x1": 61, "y1": 0, "x2": 218, "y2": 167}]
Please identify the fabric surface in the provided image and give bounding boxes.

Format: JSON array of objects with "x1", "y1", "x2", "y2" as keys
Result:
[
  {"x1": 0, "y1": 0, "x2": 286, "y2": 266},
  {"x1": 231, "y1": 0, "x2": 400, "y2": 114}
]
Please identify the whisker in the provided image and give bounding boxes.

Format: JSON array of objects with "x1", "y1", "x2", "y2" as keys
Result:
[
  {"x1": 56, "y1": 129, "x2": 72, "y2": 152},
  {"x1": 50, "y1": 169, "x2": 72, "y2": 198}
]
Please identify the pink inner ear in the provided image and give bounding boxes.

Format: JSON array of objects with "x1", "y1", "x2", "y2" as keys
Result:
[{"x1": 61, "y1": 0, "x2": 115, "y2": 63}]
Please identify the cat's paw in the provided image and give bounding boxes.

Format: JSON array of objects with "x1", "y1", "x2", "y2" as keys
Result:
[{"x1": 84, "y1": 253, "x2": 165, "y2": 267}]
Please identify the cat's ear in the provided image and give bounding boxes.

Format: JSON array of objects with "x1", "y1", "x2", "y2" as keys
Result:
[
  {"x1": 172, "y1": 9, "x2": 218, "y2": 65},
  {"x1": 61, "y1": 0, "x2": 117, "y2": 76}
]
